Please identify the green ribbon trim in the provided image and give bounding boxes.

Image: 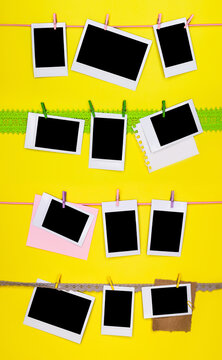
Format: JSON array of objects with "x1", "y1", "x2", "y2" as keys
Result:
[{"x1": 0, "y1": 108, "x2": 221, "y2": 134}]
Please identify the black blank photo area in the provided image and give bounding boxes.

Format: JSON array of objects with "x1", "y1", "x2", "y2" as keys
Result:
[
  {"x1": 150, "y1": 210, "x2": 184, "y2": 252},
  {"x1": 35, "y1": 116, "x2": 80, "y2": 152},
  {"x1": 151, "y1": 287, "x2": 188, "y2": 316},
  {"x1": 77, "y1": 25, "x2": 148, "y2": 80},
  {"x1": 150, "y1": 104, "x2": 198, "y2": 146},
  {"x1": 105, "y1": 211, "x2": 138, "y2": 253},
  {"x1": 42, "y1": 199, "x2": 89, "y2": 243},
  {"x1": 157, "y1": 23, "x2": 193, "y2": 67},
  {"x1": 34, "y1": 28, "x2": 65, "y2": 68},
  {"x1": 104, "y1": 290, "x2": 132, "y2": 327},
  {"x1": 92, "y1": 118, "x2": 124, "y2": 160},
  {"x1": 28, "y1": 287, "x2": 91, "y2": 334}
]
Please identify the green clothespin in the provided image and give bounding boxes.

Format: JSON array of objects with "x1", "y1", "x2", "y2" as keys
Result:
[
  {"x1": 122, "y1": 100, "x2": 126, "y2": 117},
  {"x1": 88, "y1": 100, "x2": 95, "y2": 117},
  {"x1": 162, "y1": 100, "x2": 166, "y2": 118},
  {"x1": 41, "y1": 102, "x2": 47, "y2": 118}
]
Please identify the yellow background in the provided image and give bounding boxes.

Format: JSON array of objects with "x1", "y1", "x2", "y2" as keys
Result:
[{"x1": 0, "y1": 0, "x2": 222, "y2": 359}]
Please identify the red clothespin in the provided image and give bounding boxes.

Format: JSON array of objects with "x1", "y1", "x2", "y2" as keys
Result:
[
  {"x1": 104, "y1": 14, "x2": 109, "y2": 30},
  {"x1": 184, "y1": 14, "x2": 194, "y2": 28},
  {"x1": 62, "y1": 191, "x2": 66, "y2": 208},
  {"x1": 116, "y1": 189, "x2": 120, "y2": 206},
  {"x1": 170, "y1": 190, "x2": 174, "y2": 208},
  {"x1": 53, "y1": 13, "x2": 57, "y2": 30},
  {"x1": 157, "y1": 13, "x2": 162, "y2": 30}
]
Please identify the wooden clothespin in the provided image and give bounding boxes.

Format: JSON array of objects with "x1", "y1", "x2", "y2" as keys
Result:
[
  {"x1": 55, "y1": 274, "x2": 62, "y2": 289},
  {"x1": 53, "y1": 13, "x2": 57, "y2": 30},
  {"x1": 170, "y1": 190, "x2": 175, "y2": 208},
  {"x1": 157, "y1": 14, "x2": 162, "y2": 30},
  {"x1": 62, "y1": 191, "x2": 66, "y2": 208},
  {"x1": 162, "y1": 100, "x2": 166, "y2": 118},
  {"x1": 88, "y1": 100, "x2": 95, "y2": 118},
  {"x1": 107, "y1": 276, "x2": 114, "y2": 290},
  {"x1": 122, "y1": 100, "x2": 126, "y2": 117},
  {"x1": 184, "y1": 14, "x2": 194, "y2": 28},
  {"x1": 41, "y1": 102, "x2": 47, "y2": 118},
  {"x1": 116, "y1": 189, "x2": 120, "y2": 206},
  {"x1": 176, "y1": 273, "x2": 181, "y2": 288},
  {"x1": 104, "y1": 14, "x2": 109, "y2": 30}
]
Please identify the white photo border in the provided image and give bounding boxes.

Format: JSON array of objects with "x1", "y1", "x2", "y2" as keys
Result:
[
  {"x1": 101, "y1": 285, "x2": 135, "y2": 337},
  {"x1": 24, "y1": 279, "x2": 95, "y2": 344},
  {"x1": 32, "y1": 192, "x2": 94, "y2": 247},
  {"x1": 31, "y1": 23, "x2": 68, "y2": 78},
  {"x1": 153, "y1": 17, "x2": 197, "y2": 78},
  {"x1": 25, "y1": 112, "x2": 85, "y2": 155},
  {"x1": 71, "y1": 19, "x2": 152, "y2": 90},
  {"x1": 140, "y1": 99, "x2": 203, "y2": 153}
]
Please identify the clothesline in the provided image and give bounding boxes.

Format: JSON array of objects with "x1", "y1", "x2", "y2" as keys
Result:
[
  {"x1": 0, "y1": 23, "x2": 222, "y2": 28},
  {"x1": 0, "y1": 201, "x2": 222, "y2": 206}
]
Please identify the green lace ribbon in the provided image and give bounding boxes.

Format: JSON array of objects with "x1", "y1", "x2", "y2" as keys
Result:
[{"x1": 0, "y1": 108, "x2": 221, "y2": 134}]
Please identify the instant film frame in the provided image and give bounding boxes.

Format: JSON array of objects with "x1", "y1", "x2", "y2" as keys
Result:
[
  {"x1": 89, "y1": 112, "x2": 127, "y2": 171},
  {"x1": 24, "y1": 279, "x2": 95, "y2": 344},
  {"x1": 142, "y1": 284, "x2": 192, "y2": 318},
  {"x1": 101, "y1": 286, "x2": 135, "y2": 336},
  {"x1": 32, "y1": 193, "x2": 94, "y2": 246},
  {"x1": 153, "y1": 18, "x2": 197, "y2": 77},
  {"x1": 25, "y1": 113, "x2": 85, "y2": 154},
  {"x1": 31, "y1": 23, "x2": 68, "y2": 78},
  {"x1": 147, "y1": 200, "x2": 187, "y2": 256},
  {"x1": 102, "y1": 200, "x2": 140, "y2": 257},
  {"x1": 71, "y1": 19, "x2": 152, "y2": 90},
  {"x1": 140, "y1": 99, "x2": 202, "y2": 152}
]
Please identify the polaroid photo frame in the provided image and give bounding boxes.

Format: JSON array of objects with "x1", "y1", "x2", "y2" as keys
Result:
[
  {"x1": 31, "y1": 23, "x2": 68, "y2": 78},
  {"x1": 147, "y1": 200, "x2": 187, "y2": 256},
  {"x1": 102, "y1": 200, "x2": 140, "y2": 258},
  {"x1": 33, "y1": 193, "x2": 94, "y2": 247},
  {"x1": 140, "y1": 99, "x2": 203, "y2": 153},
  {"x1": 24, "y1": 279, "x2": 95, "y2": 344},
  {"x1": 101, "y1": 286, "x2": 135, "y2": 336},
  {"x1": 142, "y1": 284, "x2": 192, "y2": 319},
  {"x1": 153, "y1": 18, "x2": 197, "y2": 77},
  {"x1": 89, "y1": 112, "x2": 127, "y2": 171},
  {"x1": 71, "y1": 19, "x2": 152, "y2": 90},
  {"x1": 25, "y1": 113, "x2": 85, "y2": 155}
]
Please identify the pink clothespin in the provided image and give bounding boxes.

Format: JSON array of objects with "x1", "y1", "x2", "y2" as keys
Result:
[
  {"x1": 53, "y1": 13, "x2": 57, "y2": 30},
  {"x1": 184, "y1": 14, "x2": 194, "y2": 28},
  {"x1": 62, "y1": 191, "x2": 66, "y2": 208},
  {"x1": 170, "y1": 191, "x2": 175, "y2": 208},
  {"x1": 157, "y1": 13, "x2": 162, "y2": 30},
  {"x1": 116, "y1": 189, "x2": 120, "y2": 206},
  {"x1": 104, "y1": 14, "x2": 109, "y2": 30}
]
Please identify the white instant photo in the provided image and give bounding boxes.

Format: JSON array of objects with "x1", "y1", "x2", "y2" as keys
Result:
[
  {"x1": 31, "y1": 23, "x2": 68, "y2": 78},
  {"x1": 71, "y1": 19, "x2": 152, "y2": 90},
  {"x1": 25, "y1": 113, "x2": 85, "y2": 154},
  {"x1": 153, "y1": 18, "x2": 197, "y2": 77},
  {"x1": 101, "y1": 286, "x2": 135, "y2": 336},
  {"x1": 32, "y1": 193, "x2": 94, "y2": 247},
  {"x1": 24, "y1": 279, "x2": 95, "y2": 344},
  {"x1": 102, "y1": 200, "x2": 140, "y2": 258},
  {"x1": 89, "y1": 112, "x2": 127, "y2": 171},
  {"x1": 142, "y1": 284, "x2": 192, "y2": 318}
]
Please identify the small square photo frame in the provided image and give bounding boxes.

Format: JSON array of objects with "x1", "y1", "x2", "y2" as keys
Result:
[
  {"x1": 140, "y1": 99, "x2": 202, "y2": 152},
  {"x1": 24, "y1": 279, "x2": 95, "y2": 344},
  {"x1": 33, "y1": 193, "x2": 94, "y2": 247},
  {"x1": 31, "y1": 23, "x2": 68, "y2": 78},
  {"x1": 71, "y1": 19, "x2": 152, "y2": 90},
  {"x1": 25, "y1": 113, "x2": 85, "y2": 154},
  {"x1": 147, "y1": 199, "x2": 187, "y2": 257},
  {"x1": 142, "y1": 284, "x2": 192, "y2": 319},
  {"x1": 101, "y1": 286, "x2": 135, "y2": 337},
  {"x1": 102, "y1": 200, "x2": 140, "y2": 258},
  {"x1": 153, "y1": 18, "x2": 197, "y2": 77},
  {"x1": 89, "y1": 112, "x2": 127, "y2": 171}
]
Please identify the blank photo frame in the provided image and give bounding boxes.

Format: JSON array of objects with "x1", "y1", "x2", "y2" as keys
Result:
[
  {"x1": 102, "y1": 200, "x2": 140, "y2": 258},
  {"x1": 71, "y1": 19, "x2": 152, "y2": 90},
  {"x1": 24, "y1": 279, "x2": 95, "y2": 344},
  {"x1": 33, "y1": 193, "x2": 94, "y2": 247},
  {"x1": 101, "y1": 286, "x2": 135, "y2": 336},
  {"x1": 140, "y1": 99, "x2": 202, "y2": 152},
  {"x1": 153, "y1": 18, "x2": 197, "y2": 77},
  {"x1": 147, "y1": 200, "x2": 187, "y2": 256},
  {"x1": 25, "y1": 113, "x2": 85, "y2": 154},
  {"x1": 142, "y1": 284, "x2": 192, "y2": 318},
  {"x1": 31, "y1": 23, "x2": 68, "y2": 78},
  {"x1": 89, "y1": 112, "x2": 127, "y2": 171}
]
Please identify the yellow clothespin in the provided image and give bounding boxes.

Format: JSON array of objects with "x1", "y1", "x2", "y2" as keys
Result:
[
  {"x1": 55, "y1": 274, "x2": 62, "y2": 289},
  {"x1": 176, "y1": 273, "x2": 181, "y2": 288},
  {"x1": 107, "y1": 276, "x2": 114, "y2": 290},
  {"x1": 187, "y1": 300, "x2": 193, "y2": 310}
]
